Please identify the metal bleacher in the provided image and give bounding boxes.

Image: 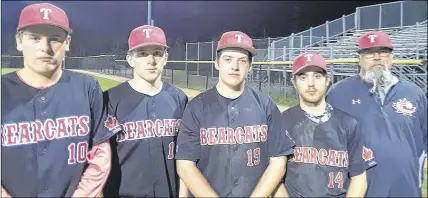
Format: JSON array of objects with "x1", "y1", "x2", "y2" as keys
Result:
[
  {"x1": 302, "y1": 21, "x2": 427, "y2": 92},
  {"x1": 319, "y1": 21, "x2": 428, "y2": 60},
  {"x1": 263, "y1": 1, "x2": 427, "y2": 93},
  {"x1": 183, "y1": 1, "x2": 427, "y2": 94}
]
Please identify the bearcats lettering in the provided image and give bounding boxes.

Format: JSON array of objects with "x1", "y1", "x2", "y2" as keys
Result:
[
  {"x1": 1, "y1": 116, "x2": 90, "y2": 147},
  {"x1": 289, "y1": 146, "x2": 349, "y2": 168},
  {"x1": 200, "y1": 125, "x2": 268, "y2": 145},
  {"x1": 117, "y1": 119, "x2": 181, "y2": 142}
]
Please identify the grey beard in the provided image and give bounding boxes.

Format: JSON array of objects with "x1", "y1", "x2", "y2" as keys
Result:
[{"x1": 364, "y1": 66, "x2": 394, "y2": 95}]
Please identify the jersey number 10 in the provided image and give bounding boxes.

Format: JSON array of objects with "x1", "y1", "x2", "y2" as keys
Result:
[{"x1": 68, "y1": 142, "x2": 88, "y2": 164}]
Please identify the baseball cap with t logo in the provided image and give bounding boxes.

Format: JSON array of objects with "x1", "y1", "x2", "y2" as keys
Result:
[
  {"x1": 216, "y1": 31, "x2": 257, "y2": 56},
  {"x1": 128, "y1": 25, "x2": 169, "y2": 52},
  {"x1": 357, "y1": 31, "x2": 393, "y2": 52},
  {"x1": 17, "y1": 3, "x2": 72, "y2": 34},
  {"x1": 292, "y1": 52, "x2": 327, "y2": 75}
]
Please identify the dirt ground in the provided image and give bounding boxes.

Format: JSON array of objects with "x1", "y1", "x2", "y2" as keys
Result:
[{"x1": 70, "y1": 69, "x2": 209, "y2": 99}]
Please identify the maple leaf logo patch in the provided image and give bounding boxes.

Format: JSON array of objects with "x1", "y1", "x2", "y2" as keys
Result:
[
  {"x1": 104, "y1": 115, "x2": 122, "y2": 133},
  {"x1": 362, "y1": 146, "x2": 374, "y2": 162},
  {"x1": 392, "y1": 98, "x2": 416, "y2": 117}
]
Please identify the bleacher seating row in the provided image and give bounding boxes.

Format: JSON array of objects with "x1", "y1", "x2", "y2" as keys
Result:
[{"x1": 263, "y1": 20, "x2": 427, "y2": 93}]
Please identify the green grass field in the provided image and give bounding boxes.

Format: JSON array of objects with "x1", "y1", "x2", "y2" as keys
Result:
[
  {"x1": 1, "y1": 68, "x2": 427, "y2": 197},
  {"x1": 1, "y1": 68, "x2": 120, "y2": 91},
  {"x1": 93, "y1": 75, "x2": 121, "y2": 91}
]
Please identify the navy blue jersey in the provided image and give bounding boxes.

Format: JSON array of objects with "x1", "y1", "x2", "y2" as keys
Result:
[
  {"x1": 175, "y1": 86, "x2": 295, "y2": 197},
  {"x1": 1, "y1": 70, "x2": 118, "y2": 197},
  {"x1": 102, "y1": 81, "x2": 188, "y2": 197},
  {"x1": 282, "y1": 104, "x2": 376, "y2": 197},
  {"x1": 327, "y1": 75, "x2": 427, "y2": 197}
]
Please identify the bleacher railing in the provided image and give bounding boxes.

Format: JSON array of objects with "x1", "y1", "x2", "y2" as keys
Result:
[
  {"x1": 356, "y1": 1, "x2": 427, "y2": 30},
  {"x1": 269, "y1": 13, "x2": 356, "y2": 61},
  {"x1": 185, "y1": 1, "x2": 427, "y2": 63},
  {"x1": 269, "y1": 1, "x2": 427, "y2": 61},
  {"x1": 181, "y1": 0, "x2": 428, "y2": 95}
]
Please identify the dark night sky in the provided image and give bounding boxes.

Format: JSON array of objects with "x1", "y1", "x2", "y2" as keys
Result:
[{"x1": 1, "y1": 1, "x2": 397, "y2": 56}]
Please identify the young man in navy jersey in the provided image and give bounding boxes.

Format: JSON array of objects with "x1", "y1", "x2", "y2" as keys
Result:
[
  {"x1": 102, "y1": 25, "x2": 188, "y2": 197},
  {"x1": 275, "y1": 52, "x2": 375, "y2": 197},
  {"x1": 2, "y1": 3, "x2": 116, "y2": 197},
  {"x1": 175, "y1": 31, "x2": 295, "y2": 197}
]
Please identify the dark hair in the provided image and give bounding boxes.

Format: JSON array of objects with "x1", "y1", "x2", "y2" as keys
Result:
[
  {"x1": 16, "y1": 28, "x2": 69, "y2": 38},
  {"x1": 216, "y1": 48, "x2": 253, "y2": 63},
  {"x1": 294, "y1": 68, "x2": 327, "y2": 77}
]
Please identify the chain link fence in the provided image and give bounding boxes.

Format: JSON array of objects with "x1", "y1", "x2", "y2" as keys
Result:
[
  {"x1": 1, "y1": 55, "x2": 299, "y2": 105},
  {"x1": 2, "y1": 1, "x2": 426, "y2": 104},
  {"x1": 270, "y1": 1, "x2": 427, "y2": 56},
  {"x1": 184, "y1": 37, "x2": 298, "y2": 104},
  {"x1": 181, "y1": 1, "x2": 427, "y2": 100}
]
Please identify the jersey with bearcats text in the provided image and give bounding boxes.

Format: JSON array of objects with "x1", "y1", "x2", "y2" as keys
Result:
[
  {"x1": 1, "y1": 70, "x2": 118, "y2": 197},
  {"x1": 281, "y1": 104, "x2": 376, "y2": 197},
  {"x1": 175, "y1": 86, "x2": 295, "y2": 197},
  {"x1": 103, "y1": 81, "x2": 188, "y2": 197}
]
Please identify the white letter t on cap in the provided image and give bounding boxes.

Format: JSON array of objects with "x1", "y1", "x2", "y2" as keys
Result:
[
  {"x1": 304, "y1": 54, "x2": 313, "y2": 61},
  {"x1": 368, "y1": 35, "x2": 377, "y2": 43},
  {"x1": 40, "y1": 8, "x2": 52, "y2": 20},
  {"x1": 235, "y1": 34, "x2": 244, "y2": 43},
  {"x1": 142, "y1": 29, "x2": 152, "y2": 38}
]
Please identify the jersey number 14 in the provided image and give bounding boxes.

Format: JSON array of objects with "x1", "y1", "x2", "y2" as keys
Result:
[{"x1": 328, "y1": 171, "x2": 344, "y2": 189}]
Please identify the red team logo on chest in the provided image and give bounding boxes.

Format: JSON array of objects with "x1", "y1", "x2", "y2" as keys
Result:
[
  {"x1": 392, "y1": 98, "x2": 417, "y2": 117},
  {"x1": 199, "y1": 125, "x2": 268, "y2": 145},
  {"x1": 1, "y1": 116, "x2": 90, "y2": 146}
]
